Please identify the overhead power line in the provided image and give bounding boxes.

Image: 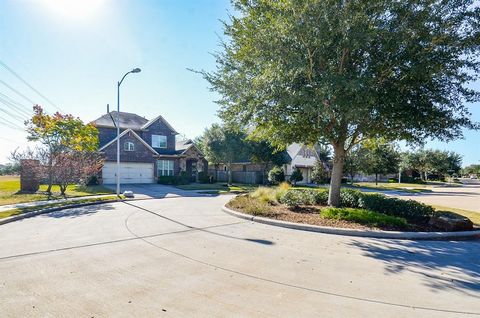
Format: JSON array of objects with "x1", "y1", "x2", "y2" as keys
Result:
[
  {"x1": 0, "y1": 79, "x2": 37, "y2": 106},
  {"x1": 0, "y1": 118, "x2": 24, "y2": 131},
  {"x1": 0, "y1": 91, "x2": 32, "y2": 115},
  {"x1": 0, "y1": 95, "x2": 31, "y2": 118},
  {"x1": 0, "y1": 105, "x2": 27, "y2": 122},
  {"x1": 0, "y1": 60, "x2": 63, "y2": 112}
]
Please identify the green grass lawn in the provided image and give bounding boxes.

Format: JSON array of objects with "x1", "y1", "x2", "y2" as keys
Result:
[
  {"x1": 176, "y1": 182, "x2": 258, "y2": 194},
  {"x1": 352, "y1": 182, "x2": 439, "y2": 193},
  {"x1": 431, "y1": 205, "x2": 480, "y2": 226},
  {"x1": 0, "y1": 195, "x2": 121, "y2": 219},
  {"x1": 0, "y1": 176, "x2": 114, "y2": 206}
]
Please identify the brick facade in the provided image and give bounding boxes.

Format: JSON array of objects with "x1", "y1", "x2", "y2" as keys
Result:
[{"x1": 101, "y1": 131, "x2": 156, "y2": 164}]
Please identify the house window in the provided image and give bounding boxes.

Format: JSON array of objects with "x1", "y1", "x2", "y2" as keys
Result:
[
  {"x1": 157, "y1": 160, "x2": 174, "y2": 176},
  {"x1": 124, "y1": 141, "x2": 134, "y2": 151},
  {"x1": 152, "y1": 135, "x2": 167, "y2": 148}
]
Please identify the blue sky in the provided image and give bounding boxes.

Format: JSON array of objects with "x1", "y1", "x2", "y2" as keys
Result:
[{"x1": 0, "y1": 0, "x2": 478, "y2": 166}]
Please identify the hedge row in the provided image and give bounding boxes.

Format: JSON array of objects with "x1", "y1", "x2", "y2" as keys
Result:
[{"x1": 279, "y1": 188, "x2": 434, "y2": 222}]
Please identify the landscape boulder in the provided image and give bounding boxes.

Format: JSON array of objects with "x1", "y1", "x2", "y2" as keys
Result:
[{"x1": 429, "y1": 212, "x2": 474, "y2": 232}]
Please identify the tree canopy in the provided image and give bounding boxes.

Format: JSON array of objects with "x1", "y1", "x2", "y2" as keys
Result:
[
  {"x1": 203, "y1": 0, "x2": 480, "y2": 206},
  {"x1": 24, "y1": 105, "x2": 99, "y2": 192}
]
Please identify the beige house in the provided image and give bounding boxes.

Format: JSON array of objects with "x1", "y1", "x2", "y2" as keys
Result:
[{"x1": 283, "y1": 143, "x2": 320, "y2": 184}]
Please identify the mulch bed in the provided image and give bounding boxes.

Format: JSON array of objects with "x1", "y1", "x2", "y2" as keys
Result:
[{"x1": 228, "y1": 203, "x2": 441, "y2": 232}]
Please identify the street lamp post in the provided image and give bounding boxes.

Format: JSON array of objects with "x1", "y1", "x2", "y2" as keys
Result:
[{"x1": 116, "y1": 68, "x2": 141, "y2": 196}]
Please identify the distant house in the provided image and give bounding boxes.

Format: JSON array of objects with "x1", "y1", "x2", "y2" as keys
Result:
[
  {"x1": 92, "y1": 111, "x2": 207, "y2": 184},
  {"x1": 282, "y1": 143, "x2": 320, "y2": 184},
  {"x1": 212, "y1": 143, "x2": 321, "y2": 184}
]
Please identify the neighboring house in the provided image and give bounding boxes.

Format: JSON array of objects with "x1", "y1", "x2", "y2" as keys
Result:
[
  {"x1": 212, "y1": 143, "x2": 321, "y2": 184},
  {"x1": 282, "y1": 143, "x2": 320, "y2": 184},
  {"x1": 92, "y1": 111, "x2": 207, "y2": 184}
]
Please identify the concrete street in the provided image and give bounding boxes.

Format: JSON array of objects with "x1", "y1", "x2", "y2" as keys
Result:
[
  {"x1": 390, "y1": 179, "x2": 480, "y2": 212},
  {"x1": 0, "y1": 195, "x2": 479, "y2": 317}
]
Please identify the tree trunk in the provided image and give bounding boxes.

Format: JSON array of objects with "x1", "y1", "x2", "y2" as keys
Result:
[
  {"x1": 46, "y1": 155, "x2": 53, "y2": 194},
  {"x1": 375, "y1": 173, "x2": 378, "y2": 185},
  {"x1": 60, "y1": 184, "x2": 67, "y2": 196},
  {"x1": 328, "y1": 143, "x2": 346, "y2": 207},
  {"x1": 227, "y1": 163, "x2": 232, "y2": 185},
  {"x1": 263, "y1": 163, "x2": 268, "y2": 185}
]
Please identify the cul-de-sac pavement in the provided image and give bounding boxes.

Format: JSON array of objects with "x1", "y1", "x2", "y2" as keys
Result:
[{"x1": 0, "y1": 186, "x2": 478, "y2": 317}]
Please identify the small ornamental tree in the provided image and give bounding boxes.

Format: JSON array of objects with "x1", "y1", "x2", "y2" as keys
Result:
[
  {"x1": 25, "y1": 105, "x2": 99, "y2": 193},
  {"x1": 250, "y1": 139, "x2": 288, "y2": 184},
  {"x1": 289, "y1": 169, "x2": 303, "y2": 186},
  {"x1": 268, "y1": 166, "x2": 285, "y2": 185},
  {"x1": 52, "y1": 151, "x2": 104, "y2": 195},
  {"x1": 311, "y1": 160, "x2": 328, "y2": 184},
  {"x1": 202, "y1": 0, "x2": 480, "y2": 206}
]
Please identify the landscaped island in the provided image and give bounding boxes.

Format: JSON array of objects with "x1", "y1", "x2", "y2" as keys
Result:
[{"x1": 227, "y1": 183, "x2": 476, "y2": 232}]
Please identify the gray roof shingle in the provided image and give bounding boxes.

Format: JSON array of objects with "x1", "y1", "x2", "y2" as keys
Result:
[{"x1": 92, "y1": 111, "x2": 148, "y2": 130}]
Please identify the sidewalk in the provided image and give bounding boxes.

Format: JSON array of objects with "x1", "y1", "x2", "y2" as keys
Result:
[{"x1": 0, "y1": 194, "x2": 118, "y2": 213}]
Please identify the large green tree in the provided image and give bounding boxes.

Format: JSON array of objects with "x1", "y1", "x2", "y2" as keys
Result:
[
  {"x1": 200, "y1": 123, "x2": 249, "y2": 185},
  {"x1": 405, "y1": 149, "x2": 462, "y2": 181},
  {"x1": 203, "y1": 0, "x2": 480, "y2": 206},
  {"x1": 249, "y1": 140, "x2": 288, "y2": 184},
  {"x1": 358, "y1": 140, "x2": 400, "y2": 184}
]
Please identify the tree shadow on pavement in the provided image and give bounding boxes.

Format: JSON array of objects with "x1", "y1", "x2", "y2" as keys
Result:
[
  {"x1": 42, "y1": 203, "x2": 117, "y2": 219},
  {"x1": 348, "y1": 239, "x2": 480, "y2": 295}
]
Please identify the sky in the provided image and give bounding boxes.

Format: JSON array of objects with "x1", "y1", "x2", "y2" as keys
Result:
[{"x1": 0, "y1": 0, "x2": 479, "y2": 166}]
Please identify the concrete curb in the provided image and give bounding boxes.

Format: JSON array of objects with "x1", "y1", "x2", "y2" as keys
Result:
[
  {"x1": 0, "y1": 198, "x2": 124, "y2": 226},
  {"x1": 222, "y1": 205, "x2": 480, "y2": 240}
]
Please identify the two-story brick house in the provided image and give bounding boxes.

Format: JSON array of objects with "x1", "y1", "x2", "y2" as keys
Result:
[{"x1": 92, "y1": 111, "x2": 207, "y2": 184}]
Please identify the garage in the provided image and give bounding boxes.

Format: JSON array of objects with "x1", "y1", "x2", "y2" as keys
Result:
[{"x1": 102, "y1": 162, "x2": 154, "y2": 184}]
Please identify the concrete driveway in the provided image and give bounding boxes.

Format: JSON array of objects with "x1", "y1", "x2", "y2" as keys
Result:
[
  {"x1": 0, "y1": 196, "x2": 479, "y2": 317},
  {"x1": 103, "y1": 183, "x2": 209, "y2": 199}
]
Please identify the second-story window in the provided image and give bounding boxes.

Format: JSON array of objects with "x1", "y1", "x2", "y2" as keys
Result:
[
  {"x1": 152, "y1": 135, "x2": 167, "y2": 148},
  {"x1": 124, "y1": 141, "x2": 135, "y2": 151}
]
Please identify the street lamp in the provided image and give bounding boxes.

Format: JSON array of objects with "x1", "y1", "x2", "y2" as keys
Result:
[{"x1": 116, "y1": 68, "x2": 141, "y2": 196}]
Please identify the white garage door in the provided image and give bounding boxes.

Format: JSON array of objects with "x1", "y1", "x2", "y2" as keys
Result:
[{"x1": 102, "y1": 162, "x2": 154, "y2": 184}]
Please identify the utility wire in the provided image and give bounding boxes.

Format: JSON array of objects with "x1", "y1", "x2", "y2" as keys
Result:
[
  {"x1": 0, "y1": 91, "x2": 32, "y2": 116},
  {"x1": 0, "y1": 104, "x2": 27, "y2": 122},
  {"x1": 0, "y1": 119, "x2": 24, "y2": 131},
  {"x1": 0, "y1": 96, "x2": 31, "y2": 119},
  {"x1": 0, "y1": 79, "x2": 37, "y2": 105},
  {"x1": 0, "y1": 60, "x2": 63, "y2": 112}
]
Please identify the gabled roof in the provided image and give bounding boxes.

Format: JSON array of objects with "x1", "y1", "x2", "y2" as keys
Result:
[
  {"x1": 92, "y1": 111, "x2": 148, "y2": 130},
  {"x1": 140, "y1": 115, "x2": 178, "y2": 134},
  {"x1": 99, "y1": 129, "x2": 159, "y2": 155},
  {"x1": 175, "y1": 139, "x2": 204, "y2": 156}
]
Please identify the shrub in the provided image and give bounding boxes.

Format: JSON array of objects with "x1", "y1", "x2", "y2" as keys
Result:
[
  {"x1": 359, "y1": 193, "x2": 434, "y2": 222},
  {"x1": 198, "y1": 171, "x2": 210, "y2": 183},
  {"x1": 321, "y1": 207, "x2": 408, "y2": 229},
  {"x1": 339, "y1": 188, "x2": 363, "y2": 208},
  {"x1": 158, "y1": 176, "x2": 176, "y2": 185},
  {"x1": 314, "y1": 189, "x2": 329, "y2": 205},
  {"x1": 279, "y1": 189, "x2": 317, "y2": 207},
  {"x1": 157, "y1": 172, "x2": 190, "y2": 185},
  {"x1": 278, "y1": 182, "x2": 291, "y2": 190},
  {"x1": 85, "y1": 175, "x2": 99, "y2": 186},
  {"x1": 228, "y1": 195, "x2": 273, "y2": 216},
  {"x1": 268, "y1": 166, "x2": 285, "y2": 185},
  {"x1": 290, "y1": 169, "x2": 303, "y2": 186},
  {"x1": 176, "y1": 171, "x2": 190, "y2": 185}
]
